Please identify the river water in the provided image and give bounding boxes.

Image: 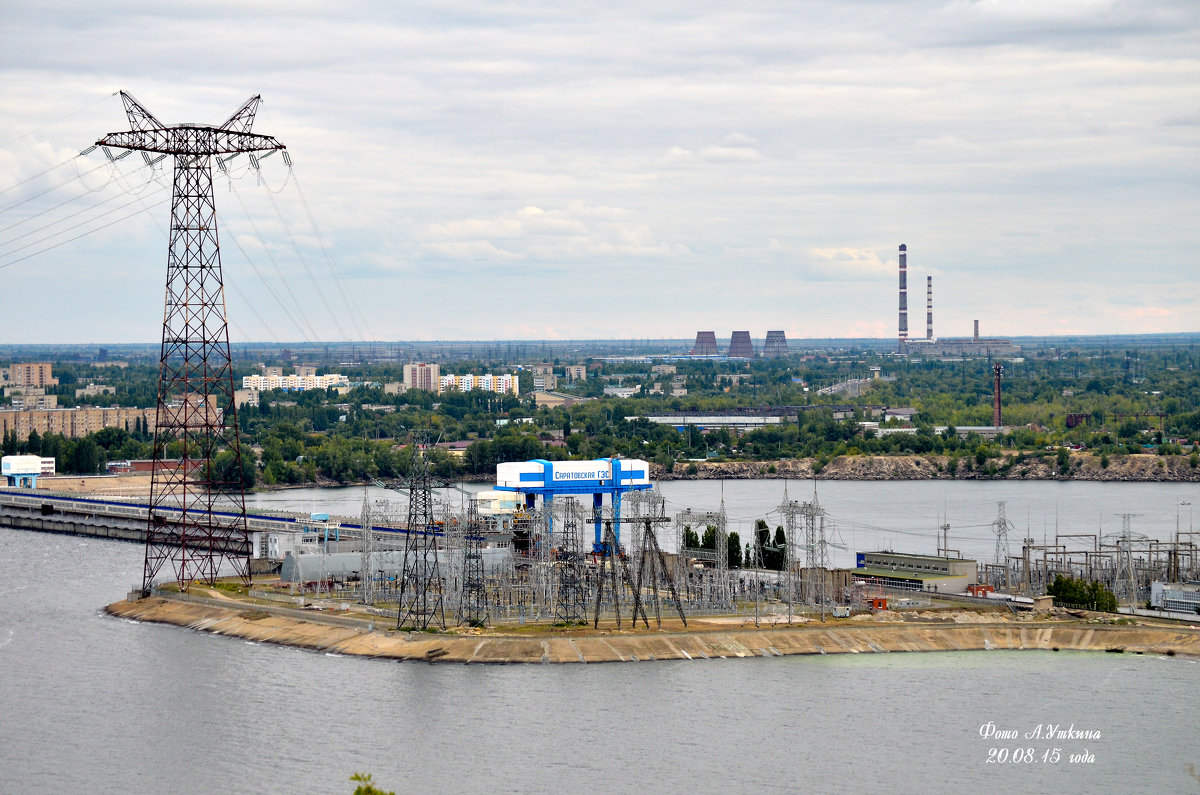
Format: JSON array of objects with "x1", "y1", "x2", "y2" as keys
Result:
[{"x1": 2, "y1": 481, "x2": 1198, "y2": 793}]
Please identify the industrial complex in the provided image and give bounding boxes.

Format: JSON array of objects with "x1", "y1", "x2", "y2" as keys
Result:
[{"x1": 894, "y1": 243, "x2": 1020, "y2": 358}]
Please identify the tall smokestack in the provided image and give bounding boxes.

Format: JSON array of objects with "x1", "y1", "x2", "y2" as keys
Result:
[
  {"x1": 898, "y1": 244, "x2": 908, "y2": 352},
  {"x1": 993, "y1": 363, "x2": 1003, "y2": 427},
  {"x1": 974, "y1": 319, "x2": 979, "y2": 340},
  {"x1": 926, "y1": 275, "x2": 933, "y2": 340}
]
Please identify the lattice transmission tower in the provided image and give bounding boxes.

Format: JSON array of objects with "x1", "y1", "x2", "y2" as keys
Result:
[
  {"x1": 397, "y1": 439, "x2": 446, "y2": 630},
  {"x1": 553, "y1": 498, "x2": 588, "y2": 625},
  {"x1": 459, "y1": 498, "x2": 490, "y2": 627},
  {"x1": 97, "y1": 92, "x2": 285, "y2": 593}
]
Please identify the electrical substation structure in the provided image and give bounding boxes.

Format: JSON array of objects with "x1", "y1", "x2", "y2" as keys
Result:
[
  {"x1": 495, "y1": 458, "x2": 652, "y2": 553},
  {"x1": 96, "y1": 92, "x2": 286, "y2": 593}
]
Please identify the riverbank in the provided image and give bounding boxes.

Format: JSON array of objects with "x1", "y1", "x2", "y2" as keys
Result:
[
  {"x1": 655, "y1": 452, "x2": 1200, "y2": 482},
  {"x1": 106, "y1": 593, "x2": 1200, "y2": 664}
]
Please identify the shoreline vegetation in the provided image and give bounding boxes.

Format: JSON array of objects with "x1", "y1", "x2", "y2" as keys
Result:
[
  {"x1": 107, "y1": 591, "x2": 1200, "y2": 664},
  {"x1": 45, "y1": 450, "x2": 1194, "y2": 498},
  {"x1": 249, "y1": 451, "x2": 1200, "y2": 492}
]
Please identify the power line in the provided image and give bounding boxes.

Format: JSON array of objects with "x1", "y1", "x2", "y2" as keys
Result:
[
  {"x1": 262, "y1": 184, "x2": 349, "y2": 340},
  {"x1": 227, "y1": 280, "x2": 282, "y2": 344},
  {"x1": 0, "y1": 196, "x2": 169, "y2": 271},
  {"x1": 0, "y1": 158, "x2": 112, "y2": 214},
  {"x1": 290, "y1": 172, "x2": 372, "y2": 340},
  {"x1": 217, "y1": 214, "x2": 319, "y2": 344},
  {"x1": 0, "y1": 184, "x2": 168, "y2": 249},
  {"x1": 0, "y1": 154, "x2": 83, "y2": 196},
  {"x1": 227, "y1": 183, "x2": 322, "y2": 342},
  {"x1": 0, "y1": 92, "x2": 117, "y2": 148}
]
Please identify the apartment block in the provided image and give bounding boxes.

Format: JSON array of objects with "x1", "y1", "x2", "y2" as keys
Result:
[
  {"x1": 0, "y1": 406, "x2": 156, "y2": 441},
  {"x1": 403, "y1": 363, "x2": 440, "y2": 392}
]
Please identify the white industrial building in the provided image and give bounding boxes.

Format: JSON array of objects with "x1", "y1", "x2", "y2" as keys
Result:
[
  {"x1": 1150, "y1": 581, "x2": 1200, "y2": 613},
  {"x1": 1, "y1": 455, "x2": 56, "y2": 488}
]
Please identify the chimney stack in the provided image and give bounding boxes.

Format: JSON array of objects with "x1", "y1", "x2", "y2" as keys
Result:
[
  {"x1": 898, "y1": 244, "x2": 908, "y2": 352},
  {"x1": 993, "y1": 363, "x2": 1003, "y2": 427},
  {"x1": 926, "y1": 275, "x2": 933, "y2": 340},
  {"x1": 974, "y1": 319, "x2": 979, "y2": 340}
]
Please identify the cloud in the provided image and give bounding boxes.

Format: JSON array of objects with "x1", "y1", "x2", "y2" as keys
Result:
[
  {"x1": 807, "y1": 247, "x2": 893, "y2": 279},
  {"x1": 0, "y1": 1, "x2": 1198, "y2": 342},
  {"x1": 699, "y1": 145, "x2": 763, "y2": 162}
]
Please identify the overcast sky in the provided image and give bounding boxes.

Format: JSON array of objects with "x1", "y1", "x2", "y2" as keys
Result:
[{"x1": 1, "y1": 1, "x2": 1197, "y2": 345}]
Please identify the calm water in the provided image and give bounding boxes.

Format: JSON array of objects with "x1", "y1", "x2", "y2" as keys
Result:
[{"x1": 2, "y1": 481, "x2": 1199, "y2": 792}]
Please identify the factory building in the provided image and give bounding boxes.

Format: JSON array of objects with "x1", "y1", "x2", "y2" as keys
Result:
[
  {"x1": 914, "y1": 321, "x2": 1020, "y2": 358},
  {"x1": 1, "y1": 455, "x2": 55, "y2": 488},
  {"x1": 1150, "y1": 581, "x2": 1200, "y2": 613},
  {"x1": 893, "y1": 244, "x2": 1018, "y2": 358},
  {"x1": 853, "y1": 551, "x2": 978, "y2": 593}
]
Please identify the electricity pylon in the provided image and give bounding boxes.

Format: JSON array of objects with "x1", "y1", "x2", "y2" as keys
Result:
[{"x1": 97, "y1": 92, "x2": 286, "y2": 592}]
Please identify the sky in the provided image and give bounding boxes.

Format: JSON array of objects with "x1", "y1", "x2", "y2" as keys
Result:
[{"x1": 0, "y1": 1, "x2": 1197, "y2": 345}]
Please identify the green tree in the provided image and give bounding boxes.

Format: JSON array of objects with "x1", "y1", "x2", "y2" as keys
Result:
[
  {"x1": 350, "y1": 773, "x2": 395, "y2": 795},
  {"x1": 67, "y1": 438, "x2": 101, "y2": 474},
  {"x1": 727, "y1": 530, "x2": 742, "y2": 568}
]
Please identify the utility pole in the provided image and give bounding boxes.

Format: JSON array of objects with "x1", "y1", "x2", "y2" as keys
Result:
[{"x1": 97, "y1": 92, "x2": 286, "y2": 593}]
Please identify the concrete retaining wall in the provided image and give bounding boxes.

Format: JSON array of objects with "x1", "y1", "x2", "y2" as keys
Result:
[{"x1": 106, "y1": 595, "x2": 1200, "y2": 664}]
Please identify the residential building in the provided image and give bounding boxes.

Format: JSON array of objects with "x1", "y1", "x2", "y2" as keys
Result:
[
  {"x1": 533, "y1": 373, "x2": 558, "y2": 391},
  {"x1": 233, "y1": 389, "x2": 260, "y2": 408},
  {"x1": 0, "y1": 406, "x2": 156, "y2": 441},
  {"x1": 12, "y1": 393, "x2": 58, "y2": 410},
  {"x1": 7, "y1": 362, "x2": 58, "y2": 388},
  {"x1": 564, "y1": 365, "x2": 587, "y2": 382},
  {"x1": 438, "y1": 374, "x2": 518, "y2": 395},
  {"x1": 403, "y1": 362, "x2": 440, "y2": 392},
  {"x1": 75, "y1": 384, "x2": 117, "y2": 399},
  {"x1": 241, "y1": 373, "x2": 350, "y2": 391}
]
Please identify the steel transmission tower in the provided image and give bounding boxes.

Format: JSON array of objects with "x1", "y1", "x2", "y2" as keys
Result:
[
  {"x1": 397, "y1": 440, "x2": 446, "y2": 630},
  {"x1": 553, "y1": 498, "x2": 588, "y2": 625},
  {"x1": 97, "y1": 92, "x2": 285, "y2": 593},
  {"x1": 459, "y1": 498, "x2": 489, "y2": 626}
]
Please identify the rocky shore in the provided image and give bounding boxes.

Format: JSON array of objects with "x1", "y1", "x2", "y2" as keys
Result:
[{"x1": 654, "y1": 452, "x2": 1200, "y2": 482}]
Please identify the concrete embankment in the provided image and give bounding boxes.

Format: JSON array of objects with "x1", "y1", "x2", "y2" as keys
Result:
[{"x1": 106, "y1": 596, "x2": 1200, "y2": 664}]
